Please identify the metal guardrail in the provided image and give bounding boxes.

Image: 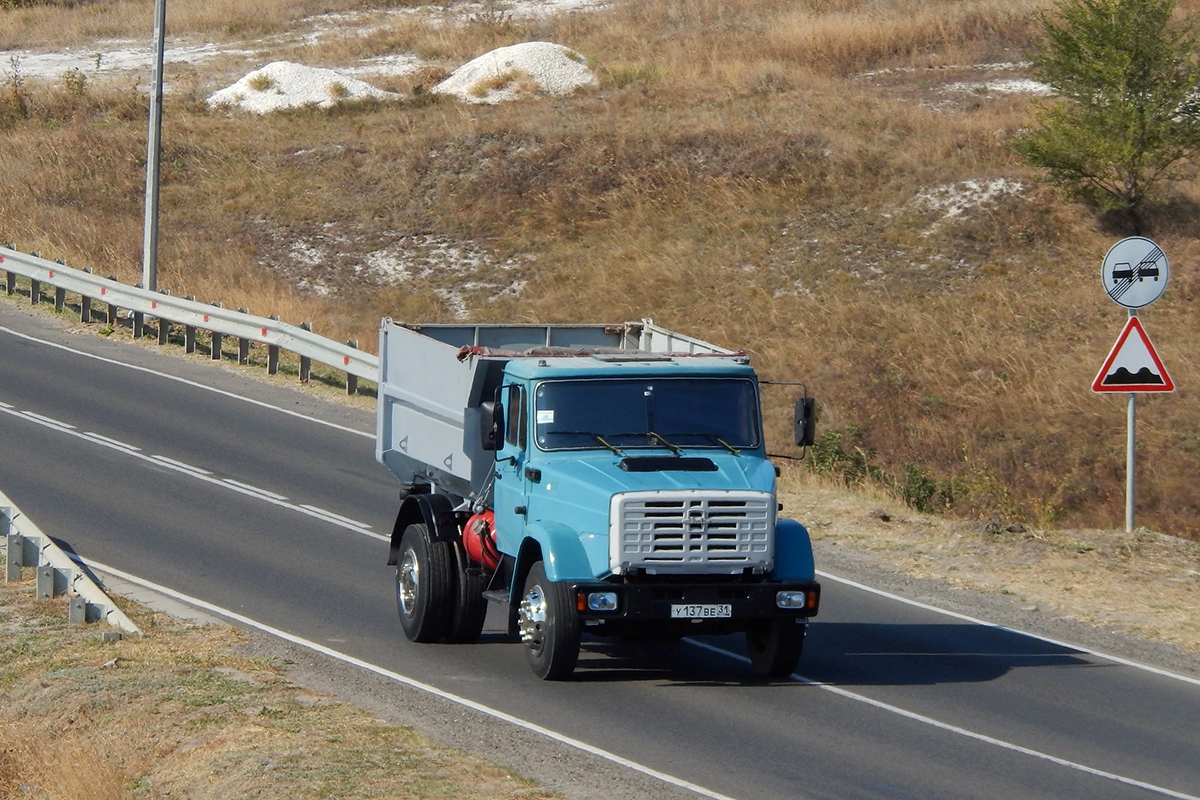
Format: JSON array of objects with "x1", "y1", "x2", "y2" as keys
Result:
[
  {"x1": 0, "y1": 244, "x2": 379, "y2": 392},
  {"x1": 2, "y1": 489, "x2": 141, "y2": 635}
]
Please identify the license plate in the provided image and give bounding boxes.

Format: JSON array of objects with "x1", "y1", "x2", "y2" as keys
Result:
[{"x1": 670, "y1": 603, "x2": 732, "y2": 619}]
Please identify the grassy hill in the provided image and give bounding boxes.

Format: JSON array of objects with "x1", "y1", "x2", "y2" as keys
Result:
[{"x1": 3, "y1": 0, "x2": 1200, "y2": 539}]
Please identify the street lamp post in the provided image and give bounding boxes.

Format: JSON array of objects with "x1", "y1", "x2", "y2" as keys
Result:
[{"x1": 141, "y1": 0, "x2": 166, "y2": 293}]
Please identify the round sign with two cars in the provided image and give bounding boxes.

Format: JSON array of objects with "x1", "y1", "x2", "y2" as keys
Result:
[{"x1": 1101, "y1": 236, "x2": 1169, "y2": 309}]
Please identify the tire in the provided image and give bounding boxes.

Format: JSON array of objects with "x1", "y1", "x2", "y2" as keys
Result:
[
  {"x1": 395, "y1": 523, "x2": 454, "y2": 643},
  {"x1": 445, "y1": 544, "x2": 489, "y2": 644},
  {"x1": 517, "y1": 561, "x2": 580, "y2": 680},
  {"x1": 745, "y1": 619, "x2": 806, "y2": 678}
]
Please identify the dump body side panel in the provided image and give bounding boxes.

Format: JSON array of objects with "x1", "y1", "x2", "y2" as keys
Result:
[{"x1": 375, "y1": 322, "x2": 491, "y2": 500}]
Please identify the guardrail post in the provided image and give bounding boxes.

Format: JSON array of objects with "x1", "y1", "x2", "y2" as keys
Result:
[
  {"x1": 210, "y1": 302, "x2": 223, "y2": 360},
  {"x1": 158, "y1": 289, "x2": 171, "y2": 345},
  {"x1": 106, "y1": 276, "x2": 119, "y2": 324},
  {"x1": 185, "y1": 296, "x2": 197, "y2": 353},
  {"x1": 133, "y1": 284, "x2": 145, "y2": 338},
  {"x1": 69, "y1": 596, "x2": 87, "y2": 624},
  {"x1": 36, "y1": 563, "x2": 54, "y2": 599},
  {"x1": 3, "y1": 505, "x2": 22, "y2": 582},
  {"x1": 299, "y1": 322, "x2": 312, "y2": 383},
  {"x1": 238, "y1": 308, "x2": 251, "y2": 365},
  {"x1": 80, "y1": 268, "x2": 93, "y2": 322},
  {"x1": 4, "y1": 270, "x2": 13, "y2": 296},
  {"x1": 346, "y1": 339, "x2": 359, "y2": 395},
  {"x1": 53, "y1": 259, "x2": 67, "y2": 312},
  {"x1": 30, "y1": 277, "x2": 41, "y2": 305},
  {"x1": 5, "y1": 532, "x2": 23, "y2": 582},
  {"x1": 267, "y1": 315, "x2": 280, "y2": 375}
]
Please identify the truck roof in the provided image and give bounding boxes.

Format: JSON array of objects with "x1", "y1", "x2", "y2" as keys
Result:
[{"x1": 496, "y1": 352, "x2": 757, "y2": 380}]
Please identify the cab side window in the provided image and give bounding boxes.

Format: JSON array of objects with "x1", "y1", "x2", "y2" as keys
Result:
[{"x1": 505, "y1": 385, "x2": 526, "y2": 449}]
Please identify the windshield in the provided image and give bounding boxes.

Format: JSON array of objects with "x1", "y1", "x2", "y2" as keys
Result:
[{"x1": 533, "y1": 378, "x2": 761, "y2": 452}]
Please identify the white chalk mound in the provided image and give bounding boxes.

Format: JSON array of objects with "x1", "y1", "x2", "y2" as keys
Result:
[
  {"x1": 208, "y1": 61, "x2": 400, "y2": 114},
  {"x1": 433, "y1": 41, "x2": 597, "y2": 104}
]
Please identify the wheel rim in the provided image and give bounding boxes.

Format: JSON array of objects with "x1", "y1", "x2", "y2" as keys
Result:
[
  {"x1": 518, "y1": 582, "x2": 548, "y2": 655},
  {"x1": 398, "y1": 548, "x2": 420, "y2": 618}
]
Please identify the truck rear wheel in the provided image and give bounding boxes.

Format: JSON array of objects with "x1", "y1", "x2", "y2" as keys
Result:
[
  {"x1": 746, "y1": 619, "x2": 806, "y2": 678},
  {"x1": 518, "y1": 561, "x2": 580, "y2": 680},
  {"x1": 445, "y1": 544, "x2": 489, "y2": 644},
  {"x1": 396, "y1": 523, "x2": 454, "y2": 643}
]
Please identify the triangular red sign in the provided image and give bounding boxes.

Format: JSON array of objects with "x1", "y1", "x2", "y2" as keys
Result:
[{"x1": 1092, "y1": 316, "x2": 1174, "y2": 393}]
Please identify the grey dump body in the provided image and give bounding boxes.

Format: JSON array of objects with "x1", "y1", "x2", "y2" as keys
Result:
[{"x1": 374, "y1": 318, "x2": 734, "y2": 502}]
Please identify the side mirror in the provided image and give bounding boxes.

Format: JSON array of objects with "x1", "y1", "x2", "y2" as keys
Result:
[
  {"x1": 794, "y1": 397, "x2": 816, "y2": 447},
  {"x1": 481, "y1": 400, "x2": 504, "y2": 451}
]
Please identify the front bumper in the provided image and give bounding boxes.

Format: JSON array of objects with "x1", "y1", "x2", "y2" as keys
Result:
[{"x1": 570, "y1": 579, "x2": 820, "y2": 635}]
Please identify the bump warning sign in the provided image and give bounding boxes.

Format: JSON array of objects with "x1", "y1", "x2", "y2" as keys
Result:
[{"x1": 1092, "y1": 316, "x2": 1174, "y2": 393}]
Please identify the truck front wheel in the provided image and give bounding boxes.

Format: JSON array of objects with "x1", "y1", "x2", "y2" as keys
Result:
[
  {"x1": 396, "y1": 523, "x2": 454, "y2": 643},
  {"x1": 518, "y1": 561, "x2": 580, "y2": 680},
  {"x1": 745, "y1": 619, "x2": 806, "y2": 678}
]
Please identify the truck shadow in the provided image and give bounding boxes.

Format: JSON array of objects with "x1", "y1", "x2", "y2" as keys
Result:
[
  {"x1": 567, "y1": 622, "x2": 1095, "y2": 685},
  {"x1": 796, "y1": 622, "x2": 1095, "y2": 686}
]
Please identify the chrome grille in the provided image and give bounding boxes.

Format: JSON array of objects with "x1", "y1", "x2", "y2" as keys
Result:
[{"x1": 610, "y1": 491, "x2": 774, "y2": 575}]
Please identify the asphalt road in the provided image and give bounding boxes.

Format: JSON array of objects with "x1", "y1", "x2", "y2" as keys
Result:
[{"x1": 2, "y1": 301, "x2": 1198, "y2": 800}]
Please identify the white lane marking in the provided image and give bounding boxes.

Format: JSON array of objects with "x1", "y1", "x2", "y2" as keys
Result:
[
  {"x1": 1, "y1": 404, "x2": 380, "y2": 541},
  {"x1": 299, "y1": 505, "x2": 370, "y2": 529},
  {"x1": 149, "y1": 454, "x2": 212, "y2": 475},
  {"x1": 0, "y1": 324, "x2": 373, "y2": 439},
  {"x1": 223, "y1": 478, "x2": 288, "y2": 501},
  {"x1": 685, "y1": 640, "x2": 1199, "y2": 800},
  {"x1": 86, "y1": 561, "x2": 741, "y2": 800},
  {"x1": 19, "y1": 410, "x2": 76, "y2": 429},
  {"x1": 817, "y1": 570, "x2": 1200, "y2": 688},
  {"x1": 82, "y1": 431, "x2": 142, "y2": 452}
]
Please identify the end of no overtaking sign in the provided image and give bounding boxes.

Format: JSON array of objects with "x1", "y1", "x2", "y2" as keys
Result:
[{"x1": 1100, "y1": 236, "x2": 1169, "y2": 310}]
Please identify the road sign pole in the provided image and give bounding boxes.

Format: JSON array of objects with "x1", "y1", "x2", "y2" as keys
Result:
[
  {"x1": 1096, "y1": 238, "x2": 1172, "y2": 533},
  {"x1": 1125, "y1": 307, "x2": 1137, "y2": 534},
  {"x1": 1126, "y1": 391, "x2": 1136, "y2": 533}
]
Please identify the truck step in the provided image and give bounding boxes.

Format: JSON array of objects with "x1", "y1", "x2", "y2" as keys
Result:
[{"x1": 482, "y1": 590, "x2": 509, "y2": 605}]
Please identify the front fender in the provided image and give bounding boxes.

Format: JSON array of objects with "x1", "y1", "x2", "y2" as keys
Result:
[
  {"x1": 504, "y1": 521, "x2": 595, "y2": 638},
  {"x1": 771, "y1": 518, "x2": 816, "y2": 580},
  {"x1": 517, "y1": 520, "x2": 595, "y2": 583}
]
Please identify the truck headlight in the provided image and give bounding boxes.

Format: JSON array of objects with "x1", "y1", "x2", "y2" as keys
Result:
[
  {"x1": 586, "y1": 592, "x2": 619, "y2": 612},
  {"x1": 776, "y1": 590, "x2": 812, "y2": 610}
]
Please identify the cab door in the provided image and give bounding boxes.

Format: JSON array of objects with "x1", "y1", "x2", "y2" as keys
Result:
[{"x1": 492, "y1": 383, "x2": 530, "y2": 557}]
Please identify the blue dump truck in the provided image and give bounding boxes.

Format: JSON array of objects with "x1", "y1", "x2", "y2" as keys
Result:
[{"x1": 376, "y1": 319, "x2": 820, "y2": 680}]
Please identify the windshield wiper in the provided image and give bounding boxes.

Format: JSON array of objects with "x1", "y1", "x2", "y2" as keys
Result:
[
  {"x1": 605, "y1": 431, "x2": 684, "y2": 455},
  {"x1": 552, "y1": 431, "x2": 625, "y2": 455},
  {"x1": 646, "y1": 431, "x2": 683, "y2": 455},
  {"x1": 661, "y1": 432, "x2": 742, "y2": 454}
]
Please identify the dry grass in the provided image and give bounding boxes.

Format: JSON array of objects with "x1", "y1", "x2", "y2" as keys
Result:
[
  {"x1": 4, "y1": 0, "x2": 1200, "y2": 538},
  {"x1": 761, "y1": 0, "x2": 1043, "y2": 75},
  {"x1": 0, "y1": 573, "x2": 556, "y2": 800}
]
